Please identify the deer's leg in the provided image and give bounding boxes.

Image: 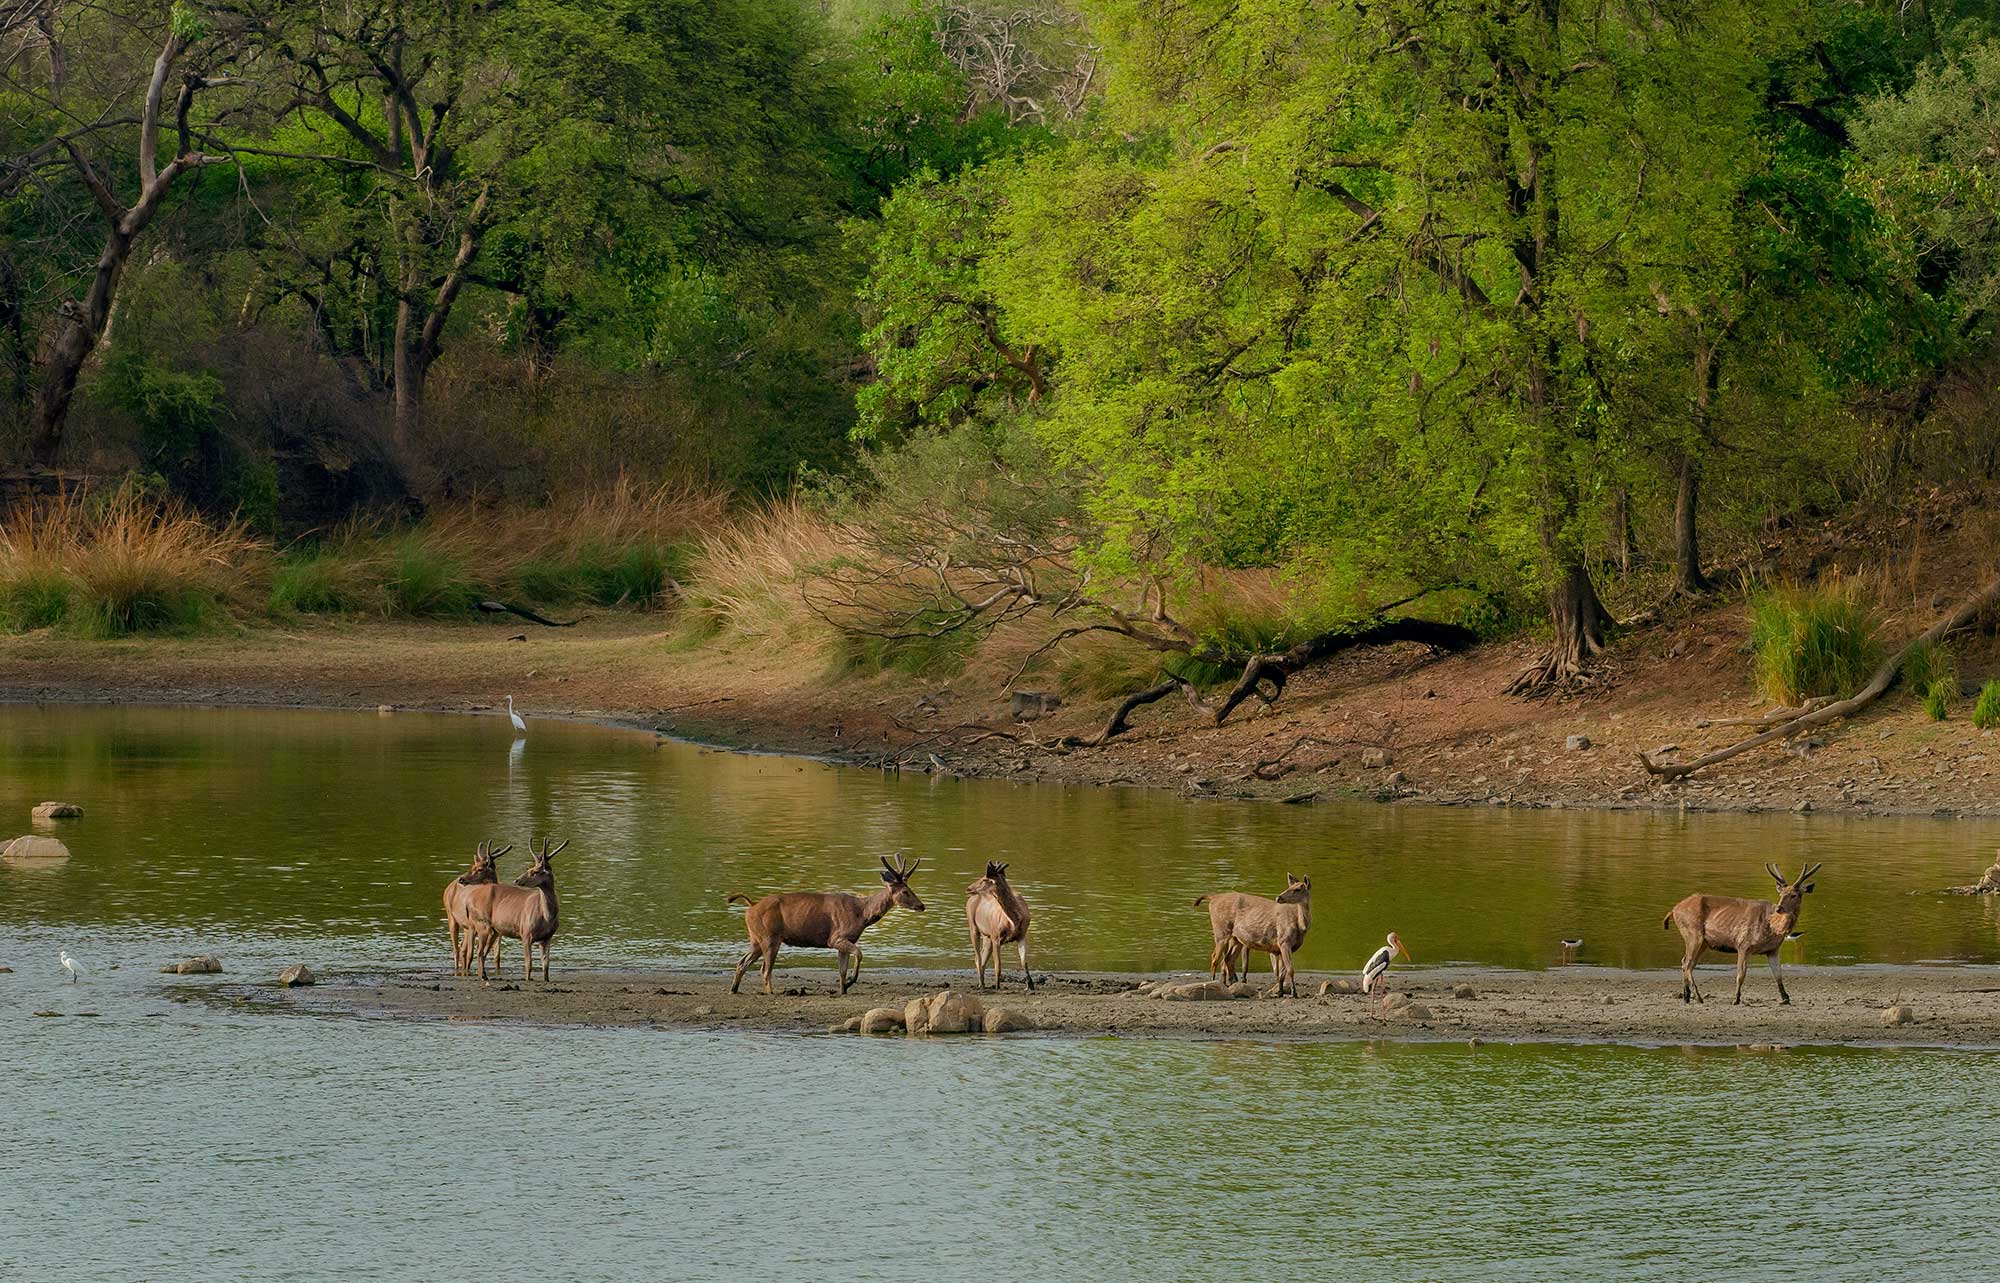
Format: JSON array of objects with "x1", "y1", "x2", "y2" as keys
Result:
[
  {"x1": 972, "y1": 928, "x2": 987, "y2": 989},
  {"x1": 836, "y1": 944, "x2": 856, "y2": 994},
  {"x1": 731, "y1": 943, "x2": 759, "y2": 994},
  {"x1": 1767, "y1": 952, "x2": 1788, "y2": 1005},
  {"x1": 761, "y1": 941, "x2": 779, "y2": 996},
  {"x1": 1732, "y1": 952, "x2": 1749, "y2": 1005},
  {"x1": 449, "y1": 919, "x2": 460, "y2": 975},
  {"x1": 524, "y1": 932, "x2": 534, "y2": 982},
  {"x1": 540, "y1": 940, "x2": 551, "y2": 982},
  {"x1": 1019, "y1": 938, "x2": 1033, "y2": 992},
  {"x1": 1681, "y1": 943, "x2": 1703, "y2": 1003}
]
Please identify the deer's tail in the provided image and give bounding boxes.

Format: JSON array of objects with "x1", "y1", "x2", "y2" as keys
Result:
[
  {"x1": 726, "y1": 892, "x2": 755, "y2": 907},
  {"x1": 1662, "y1": 911, "x2": 1673, "y2": 930},
  {"x1": 1192, "y1": 894, "x2": 1210, "y2": 908}
]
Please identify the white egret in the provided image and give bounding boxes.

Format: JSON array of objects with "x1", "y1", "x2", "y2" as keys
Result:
[
  {"x1": 1360, "y1": 931, "x2": 1410, "y2": 1002},
  {"x1": 59, "y1": 949, "x2": 86, "y2": 984},
  {"x1": 506, "y1": 695, "x2": 526, "y2": 735}
]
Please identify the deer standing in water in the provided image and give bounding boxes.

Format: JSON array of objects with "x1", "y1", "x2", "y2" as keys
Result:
[
  {"x1": 467, "y1": 838, "x2": 566, "y2": 981},
  {"x1": 1195, "y1": 873, "x2": 1312, "y2": 996},
  {"x1": 966, "y1": 861, "x2": 1034, "y2": 991},
  {"x1": 1664, "y1": 862, "x2": 1821, "y2": 1004},
  {"x1": 727, "y1": 855, "x2": 925, "y2": 995},
  {"x1": 443, "y1": 842, "x2": 507, "y2": 976}
]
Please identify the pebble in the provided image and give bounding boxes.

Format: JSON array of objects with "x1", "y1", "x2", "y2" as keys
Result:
[
  {"x1": 691, "y1": 1005, "x2": 715, "y2": 1017},
  {"x1": 1881, "y1": 1005, "x2": 1916, "y2": 1026},
  {"x1": 1451, "y1": 983, "x2": 1477, "y2": 999},
  {"x1": 1565, "y1": 735, "x2": 1591, "y2": 751}
]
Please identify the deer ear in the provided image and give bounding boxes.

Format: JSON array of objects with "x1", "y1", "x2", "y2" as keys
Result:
[
  {"x1": 1803, "y1": 882, "x2": 1815, "y2": 893},
  {"x1": 880, "y1": 870, "x2": 896, "y2": 883}
]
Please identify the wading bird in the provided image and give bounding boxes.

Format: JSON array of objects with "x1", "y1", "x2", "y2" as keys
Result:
[
  {"x1": 1360, "y1": 932, "x2": 1410, "y2": 1002},
  {"x1": 59, "y1": 949, "x2": 85, "y2": 983},
  {"x1": 1560, "y1": 937, "x2": 1583, "y2": 961},
  {"x1": 506, "y1": 696, "x2": 526, "y2": 735}
]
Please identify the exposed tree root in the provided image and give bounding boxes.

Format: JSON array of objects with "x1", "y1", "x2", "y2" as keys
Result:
[
  {"x1": 1692, "y1": 697, "x2": 1837, "y2": 730},
  {"x1": 1639, "y1": 572, "x2": 2000, "y2": 782},
  {"x1": 479, "y1": 600, "x2": 581, "y2": 627}
]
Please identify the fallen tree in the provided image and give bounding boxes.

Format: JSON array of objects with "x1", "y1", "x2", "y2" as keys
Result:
[{"x1": 1638, "y1": 572, "x2": 2000, "y2": 782}]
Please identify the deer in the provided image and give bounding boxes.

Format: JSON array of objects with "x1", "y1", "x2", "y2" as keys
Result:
[
  {"x1": 1194, "y1": 872, "x2": 1312, "y2": 997},
  {"x1": 965, "y1": 861, "x2": 1034, "y2": 991},
  {"x1": 1664, "y1": 861, "x2": 1822, "y2": 1005},
  {"x1": 727, "y1": 854, "x2": 925, "y2": 995},
  {"x1": 443, "y1": 842, "x2": 507, "y2": 976},
  {"x1": 467, "y1": 837, "x2": 566, "y2": 981}
]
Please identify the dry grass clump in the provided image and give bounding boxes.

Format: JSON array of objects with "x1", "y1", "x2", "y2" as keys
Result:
[
  {"x1": 0, "y1": 488, "x2": 264, "y2": 636},
  {"x1": 677, "y1": 496, "x2": 854, "y2": 648}
]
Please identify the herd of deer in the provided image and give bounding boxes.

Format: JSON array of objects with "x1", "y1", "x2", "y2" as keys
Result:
[{"x1": 441, "y1": 840, "x2": 1826, "y2": 1008}]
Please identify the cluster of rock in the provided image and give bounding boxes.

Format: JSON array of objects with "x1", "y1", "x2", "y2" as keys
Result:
[
  {"x1": 162, "y1": 955, "x2": 224, "y2": 974},
  {"x1": 832, "y1": 989, "x2": 1035, "y2": 1036},
  {"x1": 6, "y1": 801, "x2": 82, "y2": 864}
]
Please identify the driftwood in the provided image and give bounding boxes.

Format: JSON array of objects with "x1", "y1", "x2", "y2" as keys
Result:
[
  {"x1": 478, "y1": 600, "x2": 581, "y2": 627},
  {"x1": 1208, "y1": 617, "x2": 1478, "y2": 725},
  {"x1": 1692, "y1": 697, "x2": 1837, "y2": 729},
  {"x1": 1639, "y1": 573, "x2": 2000, "y2": 782},
  {"x1": 1060, "y1": 678, "x2": 1207, "y2": 748}
]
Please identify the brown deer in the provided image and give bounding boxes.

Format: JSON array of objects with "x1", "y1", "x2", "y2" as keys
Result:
[
  {"x1": 727, "y1": 854, "x2": 925, "y2": 995},
  {"x1": 1194, "y1": 873, "x2": 1312, "y2": 996},
  {"x1": 965, "y1": 861, "x2": 1033, "y2": 991},
  {"x1": 467, "y1": 837, "x2": 566, "y2": 981},
  {"x1": 443, "y1": 842, "x2": 507, "y2": 976},
  {"x1": 1664, "y1": 861, "x2": 1821, "y2": 1004}
]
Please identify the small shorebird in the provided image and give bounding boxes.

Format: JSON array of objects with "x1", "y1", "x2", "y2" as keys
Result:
[
  {"x1": 59, "y1": 949, "x2": 86, "y2": 983},
  {"x1": 1361, "y1": 932, "x2": 1410, "y2": 1003},
  {"x1": 1560, "y1": 937, "x2": 1583, "y2": 961}
]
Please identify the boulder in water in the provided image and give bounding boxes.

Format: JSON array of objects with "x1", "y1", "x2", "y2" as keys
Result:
[
  {"x1": 924, "y1": 990, "x2": 985, "y2": 1034},
  {"x1": 904, "y1": 996, "x2": 932, "y2": 1036},
  {"x1": 162, "y1": 955, "x2": 223, "y2": 975},
  {"x1": 2, "y1": 835, "x2": 70, "y2": 863},
  {"x1": 859, "y1": 1007, "x2": 905, "y2": 1035},
  {"x1": 31, "y1": 802, "x2": 82, "y2": 821},
  {"x1": 277, "y1": 965, "x2": 315, "y2": 987},
  {"x1": 983, "y1": 1008, "x2": 1035, "y2": 1034}
]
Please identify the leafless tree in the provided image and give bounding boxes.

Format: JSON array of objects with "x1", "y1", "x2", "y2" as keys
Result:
[{"x1": 932, "y1": 3, "x2": 1099, "y2": 126}]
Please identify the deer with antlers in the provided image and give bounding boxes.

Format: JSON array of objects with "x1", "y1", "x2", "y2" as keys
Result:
[
  {"x1": 466, "y1": 838, "x2": 566, "y2": 982},
  {"x1": 966, "y1": 861, "x2": 1034, "y2": 991},
  {"x1": 443, "y1": 842, "x2": 508, "y2": 976},
  {"x1": 727, "y1": 855, "x2": 925, "y2": 995},
  {"x1": 1664, "y1": 862, "x2": 1821, "y2": 1004}
]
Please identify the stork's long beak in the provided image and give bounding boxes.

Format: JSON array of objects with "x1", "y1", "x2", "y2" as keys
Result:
[{"x1": 1397, "y1": 940, "x2": 1412, "y2": 961}]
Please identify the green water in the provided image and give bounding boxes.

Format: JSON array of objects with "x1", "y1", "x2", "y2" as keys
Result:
[{"x1": 3, "y1": 704, "x2": 1997, "y2": 1281}]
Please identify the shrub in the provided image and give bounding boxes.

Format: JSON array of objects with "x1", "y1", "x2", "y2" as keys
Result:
[
  {"x1": 0, "y1": 568, "x2": 71, "y2": 631},
  {"x1": 386, "y1": 535, "x2": 483, "y2": 617},
  {"x1": 269, "y1": 549, "x2": 380, "y2": 615},
  {"x1": 1975, "y1": 680, "x2": 2000, "y2": 731},
  {"x1": 1924, "y1": 675, "x2": 1955, "y2": 721},
  {"x1": 1902, "y1": 639, "x2": 1955, "y2": 699},
  {"x1": 1748, "y1": 582, "x2": 1884, "y2": 704}
]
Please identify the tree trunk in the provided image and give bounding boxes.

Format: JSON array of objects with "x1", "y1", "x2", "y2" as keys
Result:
[
  {"x1": 31, "y1": 223, "x2": 135, "y2": 466},
  {"x1": 1611, "y1": 487, "x2": 1634, "y2": 574},
  {"x1": 1508, "y1": 550, "x2": 1607, "y2": 694},
  {"x1": 1673, "y1": 453, "x2": 1707, "y2": 594}
]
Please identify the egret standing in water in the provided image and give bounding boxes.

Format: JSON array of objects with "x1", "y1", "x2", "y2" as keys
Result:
[
  {"x1": 506, "y1": 695, "x2": 526, "y2": 736},
  {"x1": 59, "y1": 949, "x2": 85, "y2": 983},
  {"x1": 1360, "y1": 932, "x2": 1410, "y2": 1002}
]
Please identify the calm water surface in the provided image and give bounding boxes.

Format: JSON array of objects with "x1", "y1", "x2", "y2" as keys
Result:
[{"x1": 3, "y1": 705, "x2": 1997, "y2": 1280}]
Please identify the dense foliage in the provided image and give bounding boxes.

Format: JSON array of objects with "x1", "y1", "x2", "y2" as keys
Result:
[{"x1": 4, "y1": 0, "x2": 1997, "y2": 682}]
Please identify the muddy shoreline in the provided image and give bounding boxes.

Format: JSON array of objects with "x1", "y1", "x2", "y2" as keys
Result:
[
  {"x1": 4, "y1": 612, "x2": 2000, "y2": 821},
  {"x1": 208, "y1": 964, "x2": 2000, "y2": 1050}
]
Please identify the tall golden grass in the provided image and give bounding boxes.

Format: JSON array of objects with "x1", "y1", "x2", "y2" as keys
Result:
[
  {"x1": 678, "y1": 495, "x2": 855, "y2": 646},
  {"x1": 0, "y1": 488, "x2": 265, "y2": 635}
]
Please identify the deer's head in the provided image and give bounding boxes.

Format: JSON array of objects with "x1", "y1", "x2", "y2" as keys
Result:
[
  {"x1": 1276, "y1": 871, "x2": 1311, "y2": 905},
  {"x1": 881, "y1": 854, "x2": 926, "y2": 912},
  {"x1": 1766, "y1": 861, "x2": 1821, "y2": 914},
  {"x1": 460, "y1": 841, "x2": 508, "y2": 885},
  {"x1": 515, "y1": 837, "x2": 568, "y2": 889},
  {"x1": 966, "y1": 860, "x2": 1010, "y2": 896}
]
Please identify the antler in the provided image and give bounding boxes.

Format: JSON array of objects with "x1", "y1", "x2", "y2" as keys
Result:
[
  {"x1": 882, "y1": 853, "x2": 922, "y2": 879},
  {"x1": 1765, "y1": 861, "x2": 1785, "y2": 884},
  {"x1": 536, "y1": 838, "x2": 569, "y2": 860},
  {"x1": 1798, "y1": 861, "x2": 1823, "y2": 882},
  {"x1": 490, "y1": 843, "x2": 514, "y2": 860}
]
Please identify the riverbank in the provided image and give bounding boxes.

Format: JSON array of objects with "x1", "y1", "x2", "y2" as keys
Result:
[
  {"x1": 216, "y1": 964, "x2": 2000, "y2": 1049},
  {"x1": 3, "y1": 601, "x2": 1999, "y2": 820}
]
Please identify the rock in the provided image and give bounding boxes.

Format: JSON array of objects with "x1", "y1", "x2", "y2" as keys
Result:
[
  {"x1": 2, "y1": 835, "x2": 70, "y2": 863},
  {"x1": 690, "y1": 1005, "x2": 715, "y2": 1017},
  {"x1": 1792, "y1": 800, "x2": 1814, "y2": 813},
  {"x1": 276, "y1": 964, "x2": 315, "y2": 987},
  {"x1": 1451, "y1": 983, "x2": 1477, "y2": 1000},
  {"x1": 1402, "y1": 1003, "x2": 1435, "y2": 1021},
  {"x1": 983, "y1": 1008, "x2": 1035, "y2": 1034},
  {"x1": 1467, "y1": 1037, "x2": 1484, "y2": 1049},
  {"x1": 1226, "y1": 981, "x2": 1257, "y2": 999},
  {"x1": 1383, "y1": 991, "x2": 1413, "y2": 1010},
  {"x1": 925, "y1": 990, "x2": 986, "y2": 1034},
  {"x1": 1361, "y1": 747, "x2": 1393, "y2": 769},
  {"x1": 859, "y1": 1007, "x2": 905, "y2": 1035},
  {"x1": 31, "y1": 802, "x2": 81, "y2": 821},
  {"x1": 1317, "y1": 978, "x2": 1358, "y2": 997},
  {"x1": 904, "y1": 996, "x2": 933, "y2": 1035},
  {"x1": 376, "y1": 705, "x2": 395, "y2": 715},
  {"x1": 1161, "y1": 981, "x2": 1230, "y2": 1001},
  {"x1": 162, "y1": 955, "x2": 223, "y2": 975},
  {"x1": 1565, "y1": 734, "x2": 1591, "y2": 751},
  {"x1": 1385, "y1": 770, "x2": 1408, "y2": 788},
  {"x1": 1881, "y1": 1005, "x2": 1915, "y2": 1026},
  {"x1": 1009, "y1": 691, "x2": 1063, "y2": 721}
]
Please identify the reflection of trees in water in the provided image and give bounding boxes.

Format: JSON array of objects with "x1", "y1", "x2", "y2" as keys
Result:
[{"x1": 7, "y1": 705, "x2": 2000, "y2": 972}]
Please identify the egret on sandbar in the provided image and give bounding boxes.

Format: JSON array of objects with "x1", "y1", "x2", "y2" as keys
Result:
[
  {"x1": 1361, "y1": 932, "x2": 1410, "y2": 1002},
  {"x1": 506, "y1": 695, "x2": 527, "y2": 735},
  {"x1": 59, "y1": 949, "x2": 86, "y2": 983}
]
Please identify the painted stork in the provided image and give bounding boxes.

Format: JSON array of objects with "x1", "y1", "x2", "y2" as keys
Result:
[{"x1": 1361, "y1": 932, "x2": 1410, "y2": 1000}]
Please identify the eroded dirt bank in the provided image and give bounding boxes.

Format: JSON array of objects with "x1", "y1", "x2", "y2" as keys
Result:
[
  {"x1": 4, "y1": 606, "x2": 2000, "y2": 820},
  {"x1": 214, "y1": 964, "x2": 2000, "y2": 1049}
]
